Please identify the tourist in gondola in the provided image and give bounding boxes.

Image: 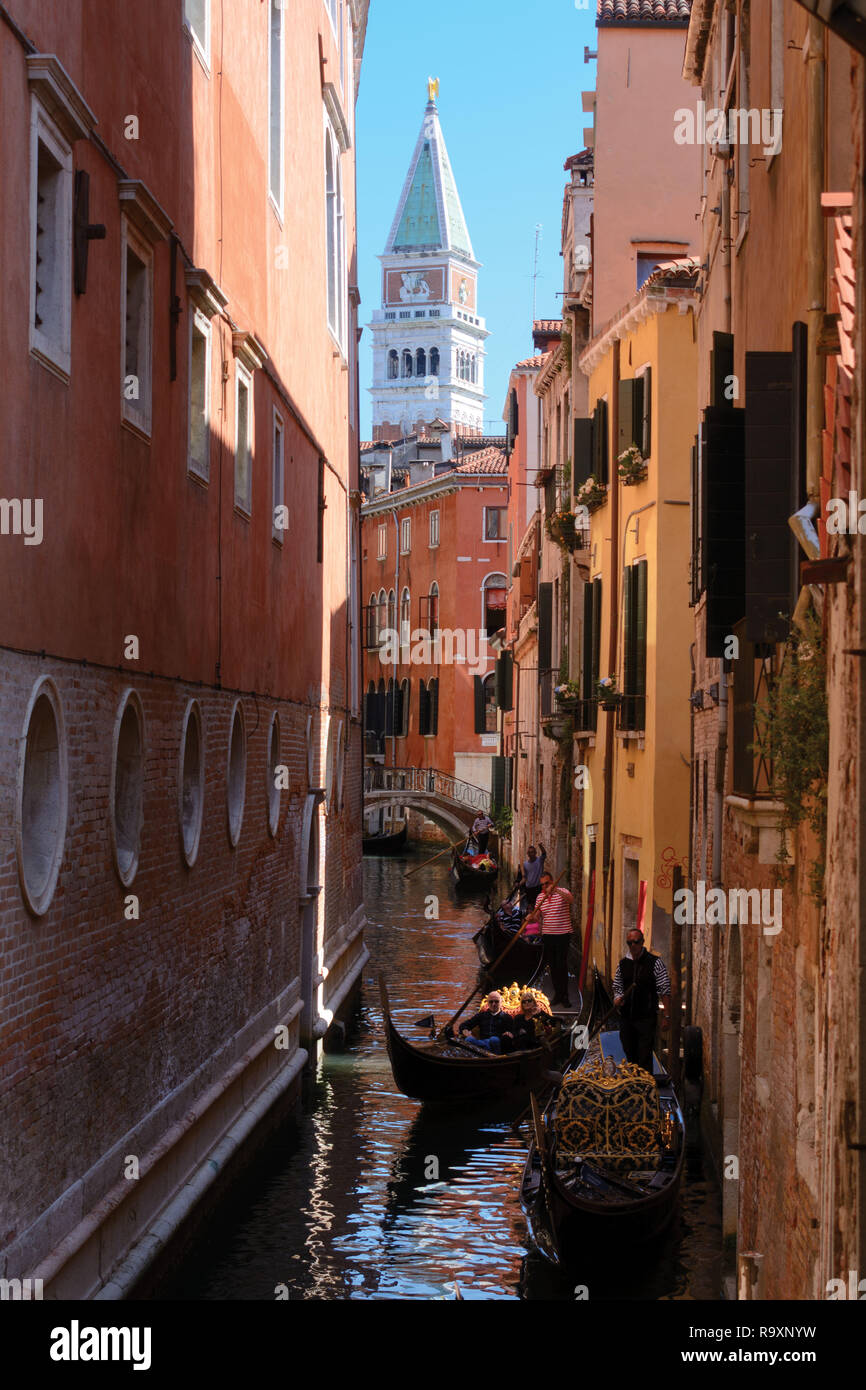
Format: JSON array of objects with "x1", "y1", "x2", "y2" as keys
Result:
[
  {"x1": 505, "y1": 992, "x2": 559, "y2": 1052},
  {"x1": 526, "y1": 871, "x2": 574, "y2": 1007},
  {"x1": 514, "y1": 842, "x2": 546, "y2": 910},
  {"x1": 470, "y1": 812, "x2": 494, "y2": 854},
  {"x1": 613, "y1": 929, "x2": 671, "y2": 1073},
  {"x1": 454, "y1": 990, "x2": 514, "y2": 1053}
]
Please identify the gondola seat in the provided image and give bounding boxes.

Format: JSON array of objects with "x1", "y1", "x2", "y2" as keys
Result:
[{"x1": 554, "y1": 1060, "x2": 662, "y2": 1173}]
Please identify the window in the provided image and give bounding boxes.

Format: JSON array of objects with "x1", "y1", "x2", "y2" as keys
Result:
[
  {"x1": 399, "y1": 678, "x2": 410, "y2": 737},
  {"x1": 226, "y1": 701, "x2": 246, "y2": 847},
  {"x1": 30, "y1": 108, "x2": 73, "y2": 377},
  {"x1": 17, "y1": 677, "x2": 68, "y2": 917},
  {"x1": 325, "y1": 124, "x2": 345, "y2": 349},
  {"x1": 235, "y1": 364, "x2": 252, "y2": 513},
  {"x1": 388, "y1": 350, "x2": 399, "y2": 380},
  {"x1": 387, "y1": 588, "x2": 397, "y2": 635},
  {"x1": 377, "y1": 523, "x2": 387, "y2": 559},
  {"x1": 619, "y1": 560, "x2": 648, "y2": 732},
  {"x1": 416, "y1": 347, "x2": 426, "y2": 377},
  {"x1": 184, "y1": 0, "x2": 210, "y2": 62},
  {"x1": 269, "y1": 0, "x2": 284, "y2": 211},
  {"x1": 429, "y1": 582, "x2": 440, "y2": 637},
  {"x1": 377, "y1": 588, "x2": 387, "y2": 642},
  {"x1": 419, "y1": 678, "x2": 439, "y2": 736},
  {"x1": 272, "y1": 409, "x2": 284, "y2": 542},
  {"x1": 482, "y1": 574, "x2": 507, "y2": 638},
  {"x1": 484, "y1": 507, "x2": 505, "y2": 541},
  {"x1": 267, "y1": 712, "x2": 281, "y2": 837},
  {"x1": 367, "y1": 593, "x2": 379, "y2": 646},
  {"x1": 400, "y1": 517, "x2": 411, "y2": 554},
  {"x1": 400, "y1": 587, "x2": 411, "y2": 647},
  {"x1": 111, "y1": 691, "x2": 144, "y2": 887},
  {"x1": 188, "y1": 309, "x2": 211, "y2": 480},
  {"x1": 475, "y1": 673, "x2": 498, "y2": 733},
  {"x1": 402, "y1": 350, "x2": 413, "y2": 378},
  {"x1": 179, "y1": 700, "x2": 204, "y2": 868},
  {"x1": 325, "y1": 0, "x2": 340, "y2": 39},
  {"x1": 430, "y1": 347, "x2": 440, "y2": 376},
  {"x1": 121, "y1": 221, "x2": 153, "y2": 435},
  {"x1": 429, "y1": 509, "x2": 440, "y2": 547}
]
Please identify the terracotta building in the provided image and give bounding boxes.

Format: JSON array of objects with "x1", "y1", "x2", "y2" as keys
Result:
[{"x1": 0, "y1": 0, "x2": 368, "y2": 1298}]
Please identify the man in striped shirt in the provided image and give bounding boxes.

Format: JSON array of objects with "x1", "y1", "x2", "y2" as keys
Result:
[
  {"x1": 613, "y1": 929, "x2": 671, "y2": 1073},
  {"x1": 526, "y1": 871, "x2": 574, "y2": 1007}
]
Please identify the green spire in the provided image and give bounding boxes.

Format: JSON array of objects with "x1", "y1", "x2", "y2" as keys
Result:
[{"x1": 386, "y1": 93, "x2": 474, "y2": 259}]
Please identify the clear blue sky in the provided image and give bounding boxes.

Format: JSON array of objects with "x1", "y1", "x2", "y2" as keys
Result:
[{"x1": 356, "y1": 0, "x2": 598, "y2": 440}]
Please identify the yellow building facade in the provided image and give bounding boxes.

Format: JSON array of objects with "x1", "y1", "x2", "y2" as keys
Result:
[{"x1": 576, "y1": 265, "x2": 697, "y2": 983}]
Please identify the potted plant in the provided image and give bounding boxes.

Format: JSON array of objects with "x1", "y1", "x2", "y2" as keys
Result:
[
  {"x1": 545, "y1": 508, "x2": 579, "y2": 552},
  {"x1": 575, "y1": 474, "x2": 608, "y2": 513},
  {"x1": 596, "y1": 674, "x2": 620, "y2": 710},
  {"x1": 554, "y1": 679, "x2": 581, "y2": 710},
  {"x1": 617, "y1": 445, "x2": 648, "y2": 486}
]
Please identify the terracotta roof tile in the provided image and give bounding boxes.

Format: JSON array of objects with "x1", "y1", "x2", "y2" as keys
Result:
[
  {"x1": 643, "y1": 254, "x2": 701, "y2": 287},
  {"x1": 533, "y1": 319, "x2": 563, "y2": 335},
  {"x1": 453, "y1": 446, "x2": 509, "y2": 475},
  {"x1": 598, "y1": 0, "x2": 691, "y2": 25},
  {"x1": 512, "y1": 353, "x2": 551, "y2": 371}
]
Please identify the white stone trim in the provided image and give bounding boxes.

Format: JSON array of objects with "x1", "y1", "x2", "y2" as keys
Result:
[
  {"x1": 26, "y1": 54, "x2": 97, "y2": 144},
  {"x1": 16, "y1": 676, "x2": 68, "y2": 918}
]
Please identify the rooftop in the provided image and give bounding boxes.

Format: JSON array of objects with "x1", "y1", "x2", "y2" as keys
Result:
[{"x1": 597, "y1": 0, "x2": 691, "y2": 26}]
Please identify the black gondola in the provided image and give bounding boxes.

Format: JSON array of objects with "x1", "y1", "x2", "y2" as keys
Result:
[
  {"x1": 521, "y1": 970, "x2": 684, "y2": 1261},
  {"x1": 379, "y1": 978, "x2": 579, "y2": 1108},
  {"x1": 475, "y1": 899, "x2": 541, "y2": 984},
  {"x1": 451, "y1": 836, "x2": 498, "y2": 887},
  {"x1": 362, "y1": 823, "x2": 408, "y2": 854}
]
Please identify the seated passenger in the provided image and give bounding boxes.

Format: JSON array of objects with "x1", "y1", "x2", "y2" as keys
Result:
[
  {"x1": 505, "y1": 992, "x2": 557, "y2": 1052},
  {"x1": 456, "y1": 991, "x2": 515, "y2": 1054}
]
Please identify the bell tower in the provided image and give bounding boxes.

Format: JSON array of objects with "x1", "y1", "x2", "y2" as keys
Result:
[{"x1": 369, "y1": 81, "x2": 488, "y2": 442}]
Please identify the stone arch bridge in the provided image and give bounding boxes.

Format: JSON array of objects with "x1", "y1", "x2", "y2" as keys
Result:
[{"x1": 363, "y1": 766, "x2": 492, "y2": 840}]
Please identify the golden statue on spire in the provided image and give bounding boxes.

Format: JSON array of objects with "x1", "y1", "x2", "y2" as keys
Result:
[{"x1": 427, "y1": 76, "x2": 440, "y2": 102}]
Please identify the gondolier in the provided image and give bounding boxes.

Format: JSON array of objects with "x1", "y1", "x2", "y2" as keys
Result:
[
  {"x1": 471, "y1": 812, "x2": 494, "y2": 854},
  {"x1": 526, "y1": 871, "x2": 574, "y2": 1007},
  {"x1": 515, "y1": 843, "x2": 546, "y2": 909},
  {"x1": 613, "y1": 929, "x2": 671, "y2": 1073}
]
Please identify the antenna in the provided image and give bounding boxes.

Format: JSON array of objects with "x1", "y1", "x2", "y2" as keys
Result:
[{"x1": 531, "y1": 223, "x2": 543, "y2": 324}]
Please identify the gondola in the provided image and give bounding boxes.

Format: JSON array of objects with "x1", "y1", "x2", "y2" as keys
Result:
[
  {"x1": 475, "y1": 895, "x2": 542, "y2": 984},
  {"x1": 362, "y1": 822, "x2": 408, "y2": 854},
  {"x1": 379, "y1": 978, "x2": 579, "y2": 1108},
  {"x1": 521, "y1": 970, "x2": 684, "y2": 1261},
  {"x1": 451, "y1": 836, "x2": 498, "y2": 887}
]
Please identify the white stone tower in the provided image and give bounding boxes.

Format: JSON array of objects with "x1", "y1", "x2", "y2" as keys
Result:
[{"x1": 369, "y1": 80, "x2": 488, "y2": 441}]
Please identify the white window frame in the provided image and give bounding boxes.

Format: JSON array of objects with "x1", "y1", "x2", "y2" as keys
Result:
[
  {"x1": 187, "y1": 307, "x2": 211, "y2": 481},
  {"x1": 325, "y1": 0, "x2": 340, "y2": 44},
  {"x1": 429, "y1": 509, "x2": 440, "y2": 548},
  {"x1": 377, "y1": 522, "x2": 387, "y2": 560},
  {"x1": 184, "y1": 0, "x2": 211, "y2": 70},
  {"x1": 268, "y1": 0, "x2": 284, "y2": 218},
  {"x1": 324, "y1": 115, "x2": 346, "y2": 353},
  {"x1": 483, "y1": 506, "x2": 506, "y2": 543},
  {"x1": 29, "y1": 99, "x2": 73, "y2": 380},
  {"x1": 400, "y1": 516, "x2": 411, "y2": 555},
  {"x1": 234, "y1": 361, "x2": 253, "y2": 515},
  {"x1": 272, "y1": 407, "x2": 285, "y2": 544},
  {"x1": 120, "y1": 217, "x2": 154, "y2": 438}
]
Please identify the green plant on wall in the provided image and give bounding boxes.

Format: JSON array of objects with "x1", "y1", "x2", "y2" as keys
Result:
[
  {"x1": 753, "y1": 607, "x2": 829, "y2": 902},
  {"x1": 491, "y1": 804, "x2": 513, "y2": 837},
  {"x1": 562, "y1": 456, "x2": 572, "y2": 488}
]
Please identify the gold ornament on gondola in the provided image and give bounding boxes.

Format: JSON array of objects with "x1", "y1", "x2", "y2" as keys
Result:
[{"x1": 481, "y1": 983, "x2": 552, "y2": 1015}]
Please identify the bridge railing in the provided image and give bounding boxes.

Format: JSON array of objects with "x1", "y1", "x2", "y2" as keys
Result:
[{"x1": 363, "y1": 766, "x2": 492, "y2": 816}]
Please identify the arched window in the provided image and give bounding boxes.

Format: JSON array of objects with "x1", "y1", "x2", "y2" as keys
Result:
[
  {"x1": 388, "y1": 349, "x2": 399, "y2": 380},
  {"x1": 377, "y1": 588, "x2": 387, "y2": 644},
  {"x1": 364, "y1": 680, "x2": 377, "y2": 731},
  {"x1": 416, "y1": 347, "x2": 426, "y2": 377},
  {"x1": 400, "y1": 586, "x2": 411, "y2": 648},
  {"x1": 430, "y1": 347, "x2": 440, "y2": 376},
  {"x1": 399, "y1": 678, "x2": 410, "y2": 737},
  {"x1": 402, "y1": 350, "x2": 413, "y2": 378},
  {"x1": 483, "y1": 673, "x2": 497, "y2": 733},
  {"x1": 471, "y1": 355, "x2": 477, "y2": 384},
  {"x1": 387, "y1": 588, "x2": 397, "y2": 636},
  {"x1": 458, "y1": 350, "x2": 465, "y2": 381},
  {"x1": 482, "y1": 573, "x2": 508, "y2": 638},
  {"x1": 429, "y1": 581, "x2": 440, "y2": 637},
  {"x1": 368, "y1": 592, "x2": 378, "y2": 645}
]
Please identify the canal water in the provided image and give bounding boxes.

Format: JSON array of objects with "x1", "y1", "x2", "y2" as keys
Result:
[{"x1": 151, "y1": 854, "x2": 722, "y2": 1301}]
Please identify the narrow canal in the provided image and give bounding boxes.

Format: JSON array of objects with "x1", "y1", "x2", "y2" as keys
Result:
[{"x1": 150, "y1": 854, "x2": 722, "y2": 1301}]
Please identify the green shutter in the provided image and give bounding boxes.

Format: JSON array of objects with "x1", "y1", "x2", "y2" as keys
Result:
[
  {"x1": 419, "y1": 679, "x2": 429, "y2": 735},
  {"x1": 618, "y1": 378, "x2": 637, "y2": 454},
  {"x1": 538, "y1": 582, "x2": 553, "y2": 670},
  {"x1": 622, "y1": 564, "x2": 635, "y2": 700},
  {"x1": 591, "y1": 578, "x2": 602, "y2": 687},
  {"x1": 492, "y1": 755, "x2": 506, "y2": 811},
  {"x1": 430, "y1": 678, "x2": 439, "y2": 735},
  {"x1": 744, "y1": 351, "x2": 793, "y2": 643},
  {"x1": 474, "y1": 675, "x2": 485, "y2": 732},
  {"x1": 640, "y1": 368, "x2": 651, "y2": 457},
  {"x1": 635, "y1": 560, "x2": 648, "y2": 705},
  {"x1": 496, "y1": 651, "x2": 513, "y2": 711},
  {"x1": 593, "y1": 399, "x2": 609, "y2": 485},
  {"x1": 573, "y1": 417, "x2": 594, "y2": 490}
]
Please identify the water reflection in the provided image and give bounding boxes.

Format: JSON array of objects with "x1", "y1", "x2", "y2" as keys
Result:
[{"x1": 152, "y1": 853, "x2": 721, "y2": 1300}]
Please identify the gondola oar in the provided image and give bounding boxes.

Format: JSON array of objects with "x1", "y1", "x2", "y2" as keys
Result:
[
  {"x1": 471, "y1": 881, "x2": 521, "y2": 945},
  {"x1": 440, "y1": 868, "x2": 568, "y2": 1039},
  {"x1": 403, "y1": 833, "x2": 470, "y2": 878}
]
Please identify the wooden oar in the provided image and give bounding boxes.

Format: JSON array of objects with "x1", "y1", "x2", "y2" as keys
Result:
[
  {"x1": 440, "y1": 868, "x2": 568, "y2": 1039},
  {"x1": 403, "y1": 833, "x2": 469, "y2": 878}
]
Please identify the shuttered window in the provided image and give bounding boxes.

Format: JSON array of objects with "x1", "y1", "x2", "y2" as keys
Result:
[
  {"x1": 744, "y1": 351, "x2": 793, "y2": 644},
  {"x1": 620, "y1": 560, "x2": 647, "y2": 731},
  {"x1": 492, "y1": 756, "x2": 512, "y2": 813},
  {"x1": 592, "y1": 399, "x2": 609, "y2": 485},
  {"x1": 689, "y1": 436, "x2": 701, "y2": 606},
  {"x1": 495, "y1": 651, "x2": 513, "y2": 711},
  {"x1": 582, "y1": 577, "x2": 602, "y2": 696},
  {"x1": 419, "y1": 679, "x2": 430, "y2": 736},
  {"x1": 573, "y1": 417, "x2": 594, "y2": 491},
  {"x1": 703, "y1": 406, "x2": 746, "y2": 658},
  {"x1": 538, "y1": 582, "x2": 553, "y2": 671},
  {"x1": 618, "y1": 378, "x2": 639, "y2": 456},
  {"x1": 429, "y1": 678, "x2": 439, "y2": 735},
  {"x1": 710, "y1": 331, "x2": 734, "y2": 409},
  {"x1": 638, "y1": 367, "x2": 651, "y2": 457},
  {"x1": 474, "y1": 675, "x2": 485, "y2": 733}
]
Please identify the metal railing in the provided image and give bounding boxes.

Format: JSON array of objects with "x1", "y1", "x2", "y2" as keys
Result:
[{"x1": 363, "y1": 766, "x2": 492, "y2": 815}]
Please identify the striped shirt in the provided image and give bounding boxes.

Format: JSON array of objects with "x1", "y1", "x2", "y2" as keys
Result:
[
  {"x1": 613, "y1": 950, "x2": 671, "y2": 999},
  {"x1": 535, "y1": 886, "x2": 573, "y2": 935}
]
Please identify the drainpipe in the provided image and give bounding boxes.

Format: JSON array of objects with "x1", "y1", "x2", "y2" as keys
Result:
[
  {"x1": 602, "y1": 338, "x2": 621, "y2": 982},
  {"x1": 805, "y1": 17, "x2": 826, "y2": 503}
]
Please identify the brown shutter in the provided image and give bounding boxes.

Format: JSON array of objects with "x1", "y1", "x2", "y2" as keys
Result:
[
  {"x1": 744, "y1": 351, "x2": 794, "y2": 643},
  {"x1": 703, "y1": 406, "x2": 746, "y2": 658},
  {"x1": 573, "y1": 417, "x2": 594, "y2": 490}
]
